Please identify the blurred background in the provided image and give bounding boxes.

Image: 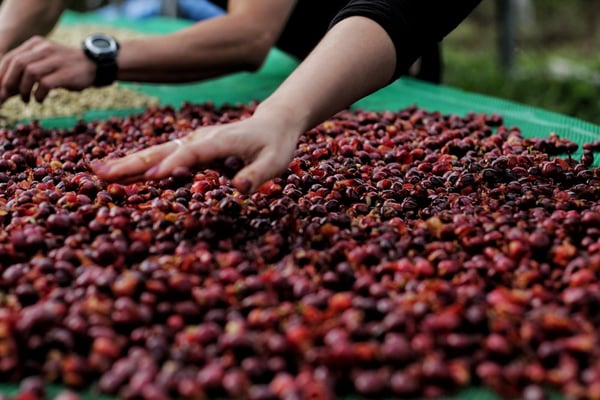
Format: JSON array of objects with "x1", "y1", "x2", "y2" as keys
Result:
[
  {"x1": 443, "y1": 0, "x2": 600, "y2": 125},
  {"x1": 56, "y1": 0, "x2": 600, "y2": 125}
]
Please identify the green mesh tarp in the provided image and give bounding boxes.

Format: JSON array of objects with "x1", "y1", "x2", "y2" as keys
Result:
[{"x1": 1, "y1": 10, "x2": 598, "y2": 400}]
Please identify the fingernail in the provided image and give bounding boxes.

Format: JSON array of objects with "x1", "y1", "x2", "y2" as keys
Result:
[
  {"x1": 145, "y1": 166, "x2": 160, "y2": 178},
  {"x1": 234, "y1": 178, "x2": 252, "y2": 194}
]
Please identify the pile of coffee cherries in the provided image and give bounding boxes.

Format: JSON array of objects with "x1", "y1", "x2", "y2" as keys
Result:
[{"x1": 1, "y1": 102, "x2": 600, "y2": 400}]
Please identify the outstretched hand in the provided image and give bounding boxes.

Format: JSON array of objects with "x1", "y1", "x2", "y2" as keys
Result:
[
  {"x1": 92, "y1": 114, "x2": 301, "y2": 194},
  {"x1": 0, "y1": 36, "x2": 96, "y2": 103}
]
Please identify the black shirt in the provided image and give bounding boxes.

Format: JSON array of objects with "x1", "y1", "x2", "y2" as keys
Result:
[
  {"x1": 211, "y1": 0, "x2": 481, "y2": 79},
  {"x1": 210, "y1": 0, "x2": 348, "y2": 61}
]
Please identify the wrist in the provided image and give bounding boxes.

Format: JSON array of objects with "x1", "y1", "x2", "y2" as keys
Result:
[{"x1": 254, "y1": 101, "x2": 309, "y2": 140}]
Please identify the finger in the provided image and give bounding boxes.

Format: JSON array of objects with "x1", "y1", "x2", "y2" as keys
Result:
[
  {"x1": 92, "y1": 142, "x2": 176, "y2": 182},
  {"x1": 0, "y1": 88, "x2": 9, "y2": 103},
  {"x1": 33, "y1": 57, "x2": 97, "y2": 102},
  {"x1": 111, "y1": 173, "x2": 151, "y2": 185},
  {"x1": 144, "y1": 137, "x2": 218, "y2": 180},
  {"x1": 34, "y1": 65, "x2": 81, "y2": 103},
  {"x1": 32, "y1": 79, "x2": 52, "y2": 103},
  {"x1": 232, "y1": 149, "x2": 285, "y2": 194},
  {"x1": 0, "y1": 37, "x2": 43, "y2": 82},
  {"x1": 19, "y1": 59, "x2": 58, "y2": 103},
  {"x1": 1, "y1": 51, "x2": 46, "y2": 99},
  {"x1": 0, "y1": 56, "x2": 9, "y2": 82},
  {"x1": 91, "y1": 168, "x2": 148, "y2": 185},
  {"x1": 33, "y1": 68, "x2": 71, "y2": 103}
]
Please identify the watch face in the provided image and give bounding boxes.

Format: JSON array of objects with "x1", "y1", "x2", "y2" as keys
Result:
[
  {"x1": 92, "y1": 38, "x2": 112, "y2": 49},
  {"x1": 84, "y1": 34, "x2": 119, "y2": 60}
]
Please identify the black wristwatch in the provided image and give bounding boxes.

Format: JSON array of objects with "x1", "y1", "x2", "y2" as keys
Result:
[{"x1": 82, "y1": 33, "x2": 120, "y2": 87}]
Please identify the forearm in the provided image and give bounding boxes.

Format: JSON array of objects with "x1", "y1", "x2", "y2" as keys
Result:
[
  {"x1": 116, "y1": 14, "x2": 276, "y2": 83},
  {"x1": 254, "y1": 0, "x2": 481, "y2": 136},
  {"x1": 255, "y1": 16, "x2": 396, "y2": 136},
  {"x1": 0, "y1": 0, "x2": 68, "y2": 54}
]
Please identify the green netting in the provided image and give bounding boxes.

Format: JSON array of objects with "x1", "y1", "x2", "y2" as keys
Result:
[{"x1": 1, "y1": 10, "x2": 598, "y2": 400}]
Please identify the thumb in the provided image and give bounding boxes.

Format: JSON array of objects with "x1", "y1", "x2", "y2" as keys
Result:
[{"x1": 232, "y1": 150, "x2": 285, "y2": 194}]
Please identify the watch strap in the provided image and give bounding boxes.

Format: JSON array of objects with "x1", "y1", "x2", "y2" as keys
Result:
[
  {"x1": 82, "y1": 36, "x2": 120, "y2": 87},
  {"x1": 93, "y1": 59, "x2": 119, "y2": 87}
]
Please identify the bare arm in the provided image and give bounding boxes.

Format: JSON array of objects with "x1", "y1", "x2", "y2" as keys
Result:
[
  {"x1": 93, "y1": 16, "x2": 397, "y2": 193},
  {"x1": 116, "y1": 0, "x2": 297, "y2": 83},
  {"x1": 0, "y1": 0, "x2": 68, "y2": 55},
  {"x1": 93, "y1": 1, "x2": 481, "y2": 193},
  {"x1": 253, "y1": 16, "x2": 396, "y2": 139},
  {"x1": 0, "y1": 0, "x2": 296, "y2": 102}
]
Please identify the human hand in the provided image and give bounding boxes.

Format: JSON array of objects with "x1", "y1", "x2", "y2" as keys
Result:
[
  {"x1": 0, "y1": 36, "x2": 96, "y2": 103},
  {"x1": 92, "y1": 114, "x2": 301, "y2": 194}
]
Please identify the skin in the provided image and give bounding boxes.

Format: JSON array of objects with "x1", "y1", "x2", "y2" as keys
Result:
[
  {"x1": 0, "y1": 0, "x2": 69, "y2": 56},
  {"x1": 0, "y1": 0, "x2": 397, "y2": 194},
  {"x1": 92, "y1": 16, "x2": 397, "y2": 194},
  {"x1": 0, "y1": 0, "x2": 296, "y2": 102}
]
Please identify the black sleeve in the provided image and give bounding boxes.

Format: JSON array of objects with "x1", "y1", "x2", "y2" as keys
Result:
[{"x1": 329, "y1": 0, "x2": 482, "y2": 81}]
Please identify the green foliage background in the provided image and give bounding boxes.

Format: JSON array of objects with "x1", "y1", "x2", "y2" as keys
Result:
[{"x1": 442, "y1": 0, "x2": 600, "y2": 125}]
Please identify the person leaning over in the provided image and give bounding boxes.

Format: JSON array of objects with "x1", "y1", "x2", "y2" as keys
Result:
[{"x1": 0, "y1": 0, "x2": 481, "y2": 193}]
